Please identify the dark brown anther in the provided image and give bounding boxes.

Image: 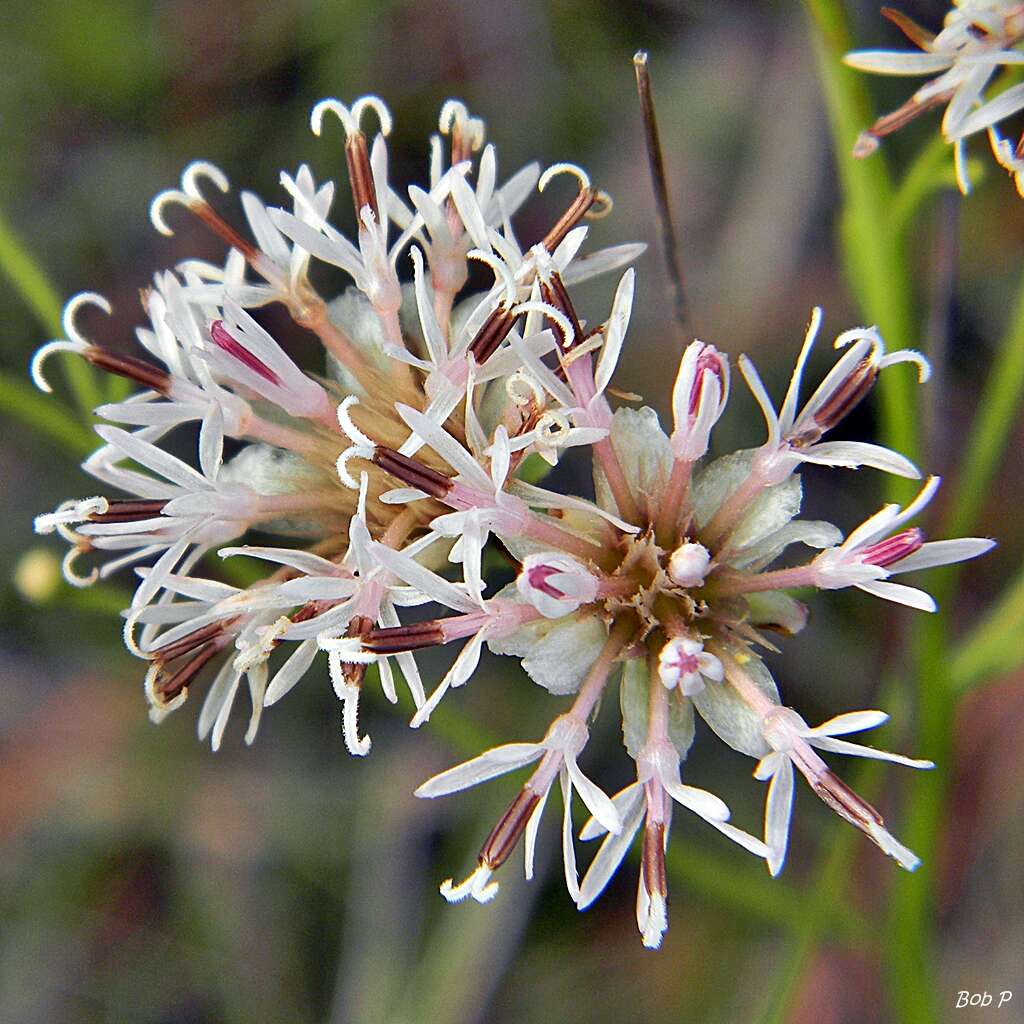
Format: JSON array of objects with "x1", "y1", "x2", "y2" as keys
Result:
[
  {"x1": 858, "y1": 89, "x2": 954, "y2": 152},
  {"x1": 540, "y1": 186, "x2": 598, "y2": 253},
  {"x1": 479, "y1": 788, "x2": 541, "y2": 869},
  {"x1": 813, "y1": 770, "x2": 885, "y2": 830},
  {"x1": 154, "y1": 641, "x2": 221, "y2": 702},
  {"x1": 83, "y1": 347, "x2": 171, "y2": 394},
  {"x1": 641, "y1": 821, "x2": 668, "y2": 897},
  {"x1": 149, "y1": 620, "x2": 228, "y2": 665},
  {"x1": 345, "y1": 131, "x2": 379, "y2": 222},
  {"x1": 363, "y1": 620, "x2": 445, "y2": 655},
  {"x1": 190, "y1": 201, "x2": 262, "y2": 265},
  {"x1": 290, "y1": 599, "x2": 336, "y2": 625},
  {"x1": 880, "y1": 7, "x2": 936, "y2": 48},
  {"x1": 811, "y1": 357, "x2": 877, "y2": 434},
  {"x1": 467, "y1": 304, "x2": 519, "y2": 364},
  {"x1": 540, "y1": 274, "x2": 583, "y2": 347},
  {"x1": 450, "y1": 131, "x2": 474, "y2": 170},
  {"x1": 341, "y1": 615, "x2": 374, "y2": 686},
  {"x1": 372, "y1": 446, "x2": 453, "y2": 499},
  {"x1": 89, "y1": 499, "x2": 169, "y2": 525}
]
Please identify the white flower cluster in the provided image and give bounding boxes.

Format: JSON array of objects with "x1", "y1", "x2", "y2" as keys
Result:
[
  {"x1": 32, "y1": 95, "x2": 993, "y2": 949},
  {"x1": 845, "y1": 0, "x2": 1024, "y2": 194}
]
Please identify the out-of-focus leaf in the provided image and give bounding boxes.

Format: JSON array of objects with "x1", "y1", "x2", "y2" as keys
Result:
[
  {"x1": 0, "y1": 370, "x2": 96, "y2": 455},
  {"x1": 804, "y1": 0, "x2": 920, "y2": 500},
  {"x1": 950, "y1": 568, "x2": 1024, "y2": 690}
]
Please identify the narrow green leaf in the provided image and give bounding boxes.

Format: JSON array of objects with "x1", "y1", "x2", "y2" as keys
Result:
[
  {"x1": 949, "y1": 567, "x2": 1024, "y2": 690},
  {"x1": 0, "y1": 205, "x2": 103, "y2": 416},
  {"x1": 0, "y1": 370, "x2": 96, "y2": 455},
  {"x1": 804, "y1": 0, "x2": 920, "y2": 496},
  {"x1": 947, "y1": 261, "x2": 1024, "y2": 540},
  {"x1": 0, "y1": 206, "x2": 63, "y2": 335}
]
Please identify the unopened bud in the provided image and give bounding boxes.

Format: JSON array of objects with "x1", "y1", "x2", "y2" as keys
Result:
[
  {"x1": 667, "y1": 541, "x2": 711, "y2": 588},
  {"x1": 670, "y1": 341, "x2": 729, "y2": 460}
]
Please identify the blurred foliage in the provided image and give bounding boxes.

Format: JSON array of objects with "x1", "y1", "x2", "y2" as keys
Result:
[{"x1": 2, "y1": 1, "x2": 1023, "y2": 1023}]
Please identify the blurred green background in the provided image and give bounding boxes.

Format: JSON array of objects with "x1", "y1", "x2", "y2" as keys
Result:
[{"x1": 2, "y1": 1, "x2": 1023, "y2": 1022}]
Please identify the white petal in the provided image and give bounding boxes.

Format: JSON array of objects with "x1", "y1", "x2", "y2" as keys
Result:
[
  {"x1": 842, "y1": 50, "x2": 953, "y2": 75},
  {"x1": 369, "y1": 541, "x2": 479, "y2": 613},
  {"x1": 413, "y1": 742, "x2": 544, "y2": 797},
  {"x1": 661, "y1": 779, "x2": 730, "y2": 823},
  {"x1": 888, "y1": 537, "x2": 995, "y2": 574},
  {"x1": 855, "y1": 579, "x2": 937, "y2": 612},
  {"x1": 594, "y1": 268, "x2": 634, "y2": 396},
  {"x1": 524, "y1": 784, "x2": 550, "y2": 881},
  {"x1": 948, "y1": 79, "x2": 1024, "y2": 140},
  {"x1": 576, "y1": 795, "x2": 644, "y2": 909},
  {"x1": 566, "y1": 756, "x2": 621, "y2": 835},
  {"x1": 797, "y1": 441, "x2": 920, "y2": 479},
  {"x1": 264, "y1": 639, "x2": 319, "y2": 705},
  {"x1": 764, "y1": 759, "x2": 794, "y2": 876},
  {"x1": 395, "y1": 403, "x2": 493, "y2": 491},
  {"x1": 809, "y1": 736, "x2": 934, "y2": 769},
  {"x1": 560, "y1": 770, "x2": 580, "y2": 902},
  {"x1": 807, "y1": 710, "x2": 889, "y2": 736}
]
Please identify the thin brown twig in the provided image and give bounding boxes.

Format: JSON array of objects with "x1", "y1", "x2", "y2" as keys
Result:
[{"x1": 634, "y1": 50, "x2": 687, "y2": 336}]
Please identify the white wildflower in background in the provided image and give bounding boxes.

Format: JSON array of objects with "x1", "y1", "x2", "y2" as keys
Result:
[
  {"x1": 844, "y1": 1, "x2": 1024, "y2": 193},
  {"x1": 32, "y1": 94, "x2": 993, "y2": 949}
]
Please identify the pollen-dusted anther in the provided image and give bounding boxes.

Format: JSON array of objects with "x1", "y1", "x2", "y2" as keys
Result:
[
  {"x1": 363, "y1": 620, "x2": 446, "y2": 655},
  {"x1": 640, "y1": 820, "x2": 668, "y2": 898},
  {"x1": 537, "y1": 163, "x2": 605, "y2": 252},
  {"x1": 467, "y1": 304, "x2": 519, "y2": 364},
  {"x1": 209, "y1": 320, "x2": 282, "y2": 387},
  {"x1": 861, "y1": 527, "x2": 925, "y2": 568},
  {"x1": 372, "y1": 446, "x2": 454, "y2": 500},
  {"x1": 152, "y1": 641, "x2": 222, "y2": 703},
  {"x1": 479, "y1": 788, "x2": 542, "y2": 870}
]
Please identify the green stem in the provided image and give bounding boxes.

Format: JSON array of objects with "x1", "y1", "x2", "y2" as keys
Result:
[
  {"x1": 804, "y1": 0, "x2": 920, "y2": 498},
  {"x1": 946, "y1": 261, "x2": 1024, "y2": 540}
]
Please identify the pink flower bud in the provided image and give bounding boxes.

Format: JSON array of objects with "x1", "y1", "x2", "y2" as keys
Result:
[{"x1": 516, "y1": 553, "x2": 600, "y2": 619}]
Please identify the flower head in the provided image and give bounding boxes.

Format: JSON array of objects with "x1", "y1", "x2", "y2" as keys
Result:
[
  {"x1": 844, "y1": 2, "x2": 1024, "y2": 193},
  {"x1": 31, "y1": 93, "x2": 994, "y2": 949}
]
